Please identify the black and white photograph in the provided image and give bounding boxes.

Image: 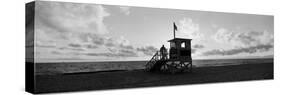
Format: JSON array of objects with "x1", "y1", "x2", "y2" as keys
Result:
[{"x1": 25, "y1": 0, "x2": 274, "y2": 94}]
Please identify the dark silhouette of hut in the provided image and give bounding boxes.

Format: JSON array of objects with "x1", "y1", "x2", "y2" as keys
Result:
[{"x1": 145, "y1": 22, "x2": 192, "y2": 73}]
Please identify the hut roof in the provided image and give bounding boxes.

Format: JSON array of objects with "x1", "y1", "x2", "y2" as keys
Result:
[{"x1": 168, "y1": 38, "x2": 192, "y2": 42}]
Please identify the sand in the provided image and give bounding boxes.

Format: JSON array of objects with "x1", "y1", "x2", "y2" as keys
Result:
[{"x1": 34, "y1": 63, "x2": 273, "y2": 93}]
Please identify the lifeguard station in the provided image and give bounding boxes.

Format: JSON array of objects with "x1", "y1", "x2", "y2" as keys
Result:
[{"x1": 145, "y1": 22, "x2": 192, "y2": 73}]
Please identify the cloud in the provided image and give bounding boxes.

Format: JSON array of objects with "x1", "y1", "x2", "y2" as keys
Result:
[
  {"x1": 202, "y1": 44, "x2": 273, "y2": 56},
  {"x1": 67, "y1": 42, "x2": 99, "y2": 50},
  {"x1": 34, "y1": 1, "x2": 116, "y2": 60},
  {"x1": 85, "y1": 49, "x2": 138, "y2": 57},
  {"x1": 136, "y1": 46, "x2": 158, "y2": 56},
  {"x1": 35, "y1": 40, "x2": 56, "y2": 48},
  {"x1": 193, "y1": 44, "x2": 204, "y2": 49},
  {"x1": 205, "y1": 28, "x2": 274, "y2": 57},
  {"x1": 263, "y1": 55, "x2": 274, "y2": 58},
  {"x1": 59, "y1": 47, "x2": 85, "y2": 51},
  {"x1": 177, "y1": 18, "x2": 202, "y2": 39},
  {"x1": 76, "y1": 32, "x2": 158, "y2": 57},
  {"x1": 51, "y1": 51, "x2": 62, "y2": 55},
  {"x1": 68, "y1": 43, "x2": 81, "y2": 48},
  {"x1": 85, "y1": 53, "x2": 120, "y2": 57},
  {"x1": 83, "y1": 34, "x2": 133, "y2": 49},
  {"x1": 85, "y1": 44, "x2": 98, "y2": 49},
  {"x1": 191, "y1": 44, "x2": 205, "y2": 54},
  {"x1": 36, "y1": 1, "x2": 110, "y2": 34},
  {"x1": 78, "y1": 33, "x2": 158, "y2": 57},
  {"x1": 34, "y1": 1, "x2": 111, "y2": 51},
  {"x1": 103, "y1": 39, "x2": 158, "y2": 57},
  {"x1": 213, "y1": 28, "x2": 273, "y2": 48},
  {"x1": 32, "y1": 1, "x2": 165, "y2": 61},
  {"x1": 119, "y1": 6, "x2": 130, "y2": 15},
  {"x1": 91, "y1": 35, "x2": 106, "y2": 45},
  {"x1": 118, "y1": 49, "x2": 138, "y2": 57}
]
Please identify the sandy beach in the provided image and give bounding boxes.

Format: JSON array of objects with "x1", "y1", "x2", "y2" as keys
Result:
[{"x1": 35, "y1": 62, "x2": 273, "y2": 93}]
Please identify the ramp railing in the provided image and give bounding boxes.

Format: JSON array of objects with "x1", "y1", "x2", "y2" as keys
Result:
[{"x1": 145, "y1": 51, "x2": 160, "y2": 71}]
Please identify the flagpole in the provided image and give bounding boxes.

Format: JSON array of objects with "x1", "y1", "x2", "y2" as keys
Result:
[
  {"x1": 174, "y1": 27, "x2": 176, "y2": 39},
  {"x1": 173, "y1": 22, "x2": 176, "y2": 39}
]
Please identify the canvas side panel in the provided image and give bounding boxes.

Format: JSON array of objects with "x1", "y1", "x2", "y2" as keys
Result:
[{"x1": 25, "y1": 1, "x2": 35, "y2": 94}]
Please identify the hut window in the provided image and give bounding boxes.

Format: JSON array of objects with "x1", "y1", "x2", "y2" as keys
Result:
[
  {"x1": 170, "y1": 42, "x2": 176, "y2": 48},
  {"x1": 181, "y1": 42, "x2": 186, "y2": 48}
]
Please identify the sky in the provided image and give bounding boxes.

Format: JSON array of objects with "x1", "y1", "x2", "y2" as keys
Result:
[{"x1": 26, "y1": 1, "x2": 274, "y2": 62}]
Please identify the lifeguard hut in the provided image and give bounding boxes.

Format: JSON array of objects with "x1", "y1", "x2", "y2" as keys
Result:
[{"x1": 145, "y1": 22, "x2": 192, "y2": 73}]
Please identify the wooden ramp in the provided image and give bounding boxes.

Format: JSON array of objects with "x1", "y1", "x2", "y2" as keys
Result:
[{"x1": 145, "y1": 51, "x2": 168, "y2": 72}]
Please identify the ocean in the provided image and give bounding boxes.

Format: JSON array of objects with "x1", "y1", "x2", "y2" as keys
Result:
[{"x1": 35, "y1": 58, "x2": 273, "y2": 75}]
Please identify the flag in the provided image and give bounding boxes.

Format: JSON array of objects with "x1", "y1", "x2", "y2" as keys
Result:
[
  {"x1": 173, "y1": 22, "x2": 177, "y2": 38},
  {"x1": 173, "y1": 22, "x2": 177, "y2": 31}
]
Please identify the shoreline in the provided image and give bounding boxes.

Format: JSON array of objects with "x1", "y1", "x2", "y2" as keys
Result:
[
  {"x1": 36, "y1": 62, "x2": 273, "y2": 75},
  {"x1": 35, "y1": 58, "x2": 273, "y2": 75}
]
